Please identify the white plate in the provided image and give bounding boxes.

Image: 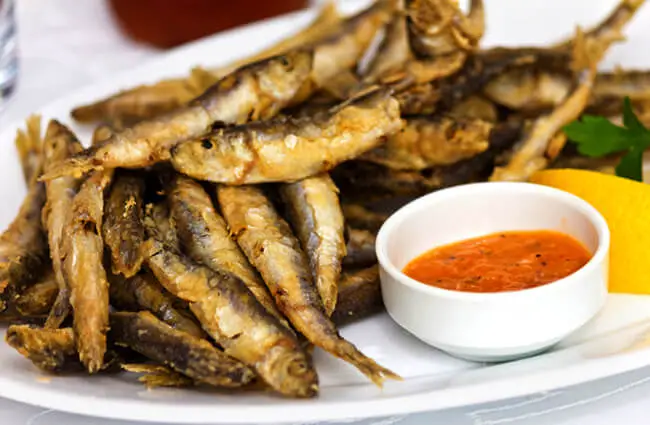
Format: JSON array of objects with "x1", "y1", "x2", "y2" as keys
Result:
[{"x1": 2, "y1": 0, "x2": 650, "y2": 423}]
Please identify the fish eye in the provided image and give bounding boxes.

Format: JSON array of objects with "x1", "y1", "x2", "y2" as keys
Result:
[{"x1": 201, "y1": 138, "x2": 213, "y2": 149}]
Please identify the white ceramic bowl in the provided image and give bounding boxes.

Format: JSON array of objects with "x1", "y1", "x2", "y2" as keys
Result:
[{"x1": 376, "y1": 182, "x2": 610, "y2": 362}]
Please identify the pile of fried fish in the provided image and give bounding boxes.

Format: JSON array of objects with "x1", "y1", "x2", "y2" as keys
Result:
[{"x1": 1, "y1": 0, "x2": 648, "y2": 398}]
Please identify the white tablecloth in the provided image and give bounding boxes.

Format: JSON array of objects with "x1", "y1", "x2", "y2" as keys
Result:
[{"x1": 3, "y1": 1, "x2": 650, "y2": 424}]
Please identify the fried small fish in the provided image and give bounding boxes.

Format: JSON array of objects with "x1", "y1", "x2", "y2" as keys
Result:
[
  {"x1": 490, "y1": 30, "x2": 608, "y2": 181},
  {"x1": 110, "y1": 311, "x2": 254, "y2": 388},
  {"x1": 69, "y1": 2, "x2": 342, "y2": 124},
  {"x1": 332, "y1": 266, "x2": 383, "y2": 326},
  {"x1": 16, "y1": 271, "x2": 58, "y2": 317},
  {"x1": 334, "y1": 120, "x2": 523, "y2": 199},
  {"x1": 342, "y1": 228, "x2": 377, "y2": 268},
  {"x1": 217, "y1": 185, "x2": 399, "y2": 386},
  {"x1": 103, "y1": 171, "x2": 146, "y2": 278},
  {"x1": 310, "y1": 0, "x2": 394, "y2": 88},
  {"x1": 41, "y1": 120, "x2": 83, "y2": 328},
  {"x1": 169, "y1": 175, "x2": 287, "y2": 327},
  {"x1": 397, "y1": 47, "x2": 572, "y2": 115},
  {"x1": 63, "y1": 169, "x2": 113, "y2": 373},
  {"x1": 170, "y1": 88, "x2": 403, "y2": 184},
  {"x1": 141, "y1": 238, "x2": 318, "y2": 397},
  {"x1": 486, "y1": 0, "x2": 646, "y2": 112},
  {"x1": 5, "y1": 326, "x2": 79, "y2": 373},
  {"x1": 0, "y1": 122, "x2": 48, "y2": 312},
  {"x1": 341, "y1": 204, "x2": 388, "y2": 233},
  {"x1": 280, "y1": 174, "x2": 346, "y2": 316},
  {"x1": 360, "y1": 116, "x2": 493, "y2": 170},
  {"x1": 42, "y1": 51, "x2": 315, "y2": 180},
  {"x1": 109, "y1": 272, "x2": 204, "y2": 339}
]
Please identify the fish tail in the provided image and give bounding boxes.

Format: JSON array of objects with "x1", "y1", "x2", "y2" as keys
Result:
[
  {"x1": 14, "y1": 115, "x2": 43, "y2": 159},
  {"x1": 77, "y1": 339, "x2": 106, "y2": 374},
  {"x1": 335, "y1": 340, "x2": 401, "y2": 387}
]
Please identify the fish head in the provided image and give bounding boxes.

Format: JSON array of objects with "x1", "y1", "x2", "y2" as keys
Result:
[{"x1": 259, "y1": 343, "x2": 319, "y2": 398}]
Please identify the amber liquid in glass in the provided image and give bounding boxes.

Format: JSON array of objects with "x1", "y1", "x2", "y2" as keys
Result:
[{"x1": 108, "y1": 0, "x2": 308, "y2": 48}]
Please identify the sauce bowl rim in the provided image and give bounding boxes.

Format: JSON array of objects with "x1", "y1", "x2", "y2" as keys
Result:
[{"x1": 375, "y1": 182, "x2": 610, "y2": 300}]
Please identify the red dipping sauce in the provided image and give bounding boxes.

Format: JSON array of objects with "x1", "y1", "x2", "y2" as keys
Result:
[{"x1": 403, "y1": 230, "x2": 592, "y2": 293}]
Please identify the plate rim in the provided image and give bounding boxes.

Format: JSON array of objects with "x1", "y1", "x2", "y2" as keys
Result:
[{"x1": 1, "y1": 332, "x2": 650, "y2": 424}]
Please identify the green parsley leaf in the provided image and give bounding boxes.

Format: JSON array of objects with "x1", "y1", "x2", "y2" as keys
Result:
[
  {"x1": 623, "y1": 97, "x2": 646, "y2": 133},
  {"x1": 616, "y1": 148, "x2": 644, "y2": 182},
  {"x1": 563, "y1": 116, "x2": 630, "y2": 157},
  {"x1": 563, "y1": 96, "x2": 650, "y2": 182}
]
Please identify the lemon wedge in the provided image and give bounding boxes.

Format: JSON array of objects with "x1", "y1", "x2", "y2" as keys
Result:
[{"x1": 530, "y1": 169, "x2": 650, "y2": 294}]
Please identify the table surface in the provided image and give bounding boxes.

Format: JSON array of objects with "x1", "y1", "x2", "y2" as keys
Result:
[{"x1": 3, "y1": 0, "x2": 650, "y2": 424}]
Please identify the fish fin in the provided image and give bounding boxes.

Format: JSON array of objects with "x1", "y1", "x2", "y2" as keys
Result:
[{"x1": 39, "y1": 155, "x2": 99, "y2": 181}]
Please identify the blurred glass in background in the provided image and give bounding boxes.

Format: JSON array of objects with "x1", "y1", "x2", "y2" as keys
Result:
[
  {"x1": 0, "y1": 0, "x2": 18, "y2": 103},
  {"x1": 108, "y1": 0, "x2": 309, "y2": 49}
]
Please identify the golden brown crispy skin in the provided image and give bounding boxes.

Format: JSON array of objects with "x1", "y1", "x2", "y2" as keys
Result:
[
  {"x1": 41, "y1": 120, "x2": 83, "y2": 328},
  {"x1": 63, "y1": 170, "x2": 113, "y2": 373},
  {"x1": 5, "y1": 326, "x2": 79, "y2": 373},
  {"x1": 361, "y1": 116, "x2": 493, "y2": 170},
  {"x1": 103, "y1": 171, "x2": 146, "y2": 278},
  {"x1": 43, "y1": 51, "x2": 315, "y2": 180},
  {"x1": 170, "y1": 89, "x2": 403, "y2": 184},
  {"x1": 110, "y1": 311, "x2": 255, "y2": 388},
  {"x1": 342, "y1": 228, "x2": 377, "y2": 269},
  {"x1": 16, "y1": 271, "x2": 59, "y2": 317},
  {"x1": 141, "y1": 237, "x2": 318, "y2": 398},
  {"x1": 217, "y1": 185, "x2": 399, "y2": 387},
  {"x1": 169, "y1": 175, "x2": 287, "y2": 327},
  {"x1": 280, "y1": 174, "x2": 346, "y2": 316},
  {"x1": 0, "y1": 121, "x2": 48, "y2": 312},
  {"x1": 332, "y1": 266, "x2": 383, "y2": 326},
  {"x1": 109, "y1": 272, "x2": 205, "y2": 339}
]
